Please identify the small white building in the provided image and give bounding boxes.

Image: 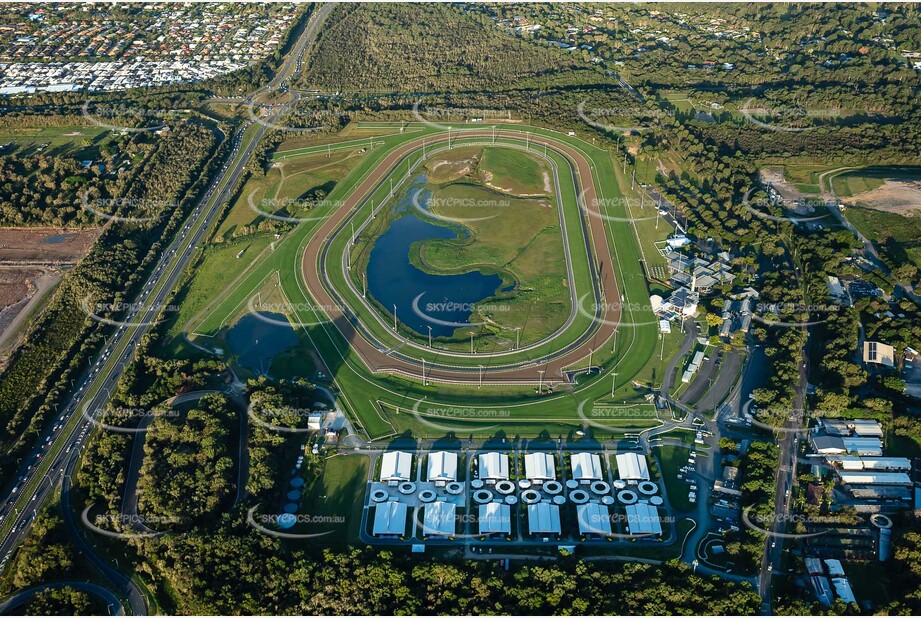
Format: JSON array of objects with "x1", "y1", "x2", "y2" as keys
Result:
[
  {"x1": 380, "y1": 451, "x2": 413, "y2": 482},
  {"x1": 524, "y1": 452, "x2": 555, "y2": 481},
  {"x1": 477, "y1": 452, "x2": 510, "y2": 481},
  {"x1": 570, "y1": 452, "x2": 603, "y2": 481},
  {"x1": 527, "y1": 502, "x2": 561, "y2": 535},
  {"x1": 427, "y1": 451, "x2": 458, "y2": 482},
  {"x1": 478, "y1": 502, "x2": 511, "y2": 535},
  {"x1": 616, "y1": 452, "x2": 650, "y2": 481},
  {"x1": 373, "y1": 501, "x2": 408, "y2": 536},
  {"x1": 422, "y1": 501, "x2": 456, "y2": 537}
]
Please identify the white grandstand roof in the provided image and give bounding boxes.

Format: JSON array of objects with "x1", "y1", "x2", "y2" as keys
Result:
[
  {"x1": 524, "y1": 452, "x2": 556, "y2": 480},
  {"x1": 373, "y1": 501, "x2": 408, "y2": 536},
  {"x1": 380, "y1": 451, "x2": 413, "y2": 482},
  {"x1": 478, "y1": 452, "x2": 510, "y2": 480},
  {"x1": 422, "y1": 501, "x2": 456, "y2": 536},
  {"x1": 479, "y1": 502, "x2": 511, "y2": 535},
  {"x1": 616, "y1": 452, "x2": 650, "y2": 480},
  {"x1": 576, "y1": 503, "x2": 612, "y2": 535},
  {"x1": 527, "y1": 502, "x2": 561, "y2": 535},
  {"x1": 625, "y1": 502, "x2": 663, "y2": 536},
  {"x1": 427, "y1": 451, "x2": 458, "y2": 482},
  {"x1": 570, "y1": 452, "x2": 603, "y2": 480}
]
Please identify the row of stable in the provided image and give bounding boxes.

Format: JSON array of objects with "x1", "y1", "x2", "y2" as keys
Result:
[
  {"x1": 372, "y1": 495, "x2": 663, "y2": 538},
  {"x1": 372, "y1": 450, "x2": 662, "y2": 539},
  {"x1": 379, "y1": 450, "x2": 651, "y2": 483}
]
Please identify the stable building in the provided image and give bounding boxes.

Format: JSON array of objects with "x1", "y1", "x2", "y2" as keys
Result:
[
  {"x1": 373, "y1": 501, "x2": 408, "y2": 537},
  {"x1": 570, "y1": 452, "x2": 604, "y2": 481},
  {"x1": 478, "y1": 502, "x2": 511, "y2": 536},
  {"x1": 527, "y1": 502, "x2": 562, "y2": 535},
  {"x1": 616, "y1": 452, "x2": 650, "y2": 481},
  {"x1": 380, "y1": 451, "x2": 413, "y2": 482},
  {"x1": 524, "y1": 452, "x2": 556, "y2": 481},
  {"x1": 422, "y1": 501, "x2": 456, "y2": 537},
  {"x1": 477, "y1": 452, "x2": 510, "y2": 481},
  {"x1": 576, "y1": 503, "x2": 612, "y2": 536},
  {"x1": 625, "y1": 502, "x2": 663, "y2": 536},
  {"x1": 427, "y1": 451, "x2": 458, "y2": 483}
]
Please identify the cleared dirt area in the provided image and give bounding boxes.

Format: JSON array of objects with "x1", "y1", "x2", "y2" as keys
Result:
[
  {"x1": 759, "y1": 166, "x2": 811, "y2": 200},
  {"x1": 0, "y1": 227, "x2": 101, "y2": 263},
  {"x1": 0, "y1": 267, "x2": 62, "y2": 367},
  {"x1": 842, "y1": 179, "x2": 921, "y2": 216}
]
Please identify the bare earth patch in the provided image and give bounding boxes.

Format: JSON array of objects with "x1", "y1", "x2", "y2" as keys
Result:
[
  {"x1": 0, "y1": 227, "x2": 101, "y2": 263},
  {"x1": 842, "y1": 179, "x2": 921, "y2": 216},
  {"x1": 759, "y1": 167, "x2": 811, "y2": 201}
]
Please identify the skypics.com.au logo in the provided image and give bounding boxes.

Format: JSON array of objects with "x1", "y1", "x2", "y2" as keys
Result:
[
  {"x1": 246, "y1": 296, "x2": 346, "y2": 328},
  {"x1": 740, "y1": 99, "x2": 841, "y2": 133},
  {"x1": 410, "y1": 292, "x2": 511, "y2": 330},
  {"x1": 246, "y1": 505, "x2": 342, "y2": 539},
  {"x1": 410, "y1": 189, "x2": 509, "y2": 225},
  {"x1": 246, "y1": 192, "x2": 339, "y2": 224},
  {"x1": 79, "y1": 194, "x2": 177, "y2": 224}
]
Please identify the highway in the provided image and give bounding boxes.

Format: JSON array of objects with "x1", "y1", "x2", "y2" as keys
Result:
[{"x1": 0, "y1": 5, "x2": 332, "y2": 614}]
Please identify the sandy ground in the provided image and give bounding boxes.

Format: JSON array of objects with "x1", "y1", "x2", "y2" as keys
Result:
[
  {"x1": 759, "y1": 167, "x2": 810, "y2": 201},
  {"x1": 0, "y1": 227, "x2": 101, "y2": 263},
  {"x1": 0, "y1": 267, "x2": 62, "y2": 367},
  {"x1": 842, "y1": 179, "x2": 921, "y2": 216}
]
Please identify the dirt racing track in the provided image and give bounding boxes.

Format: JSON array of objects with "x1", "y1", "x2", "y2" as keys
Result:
[{"x1": 301, "y1": 128, "x2": 628, "y2": 387}]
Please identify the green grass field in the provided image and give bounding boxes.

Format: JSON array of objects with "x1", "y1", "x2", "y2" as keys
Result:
[
  {"x1": 653, "y1": 443, "x2": 694, "y2": 513},
  {"x1": 162, "y1": 122, "x2": 660, "y2": 441},
  {"x1": 0, "y1": 125, "x2": 113, "y2": 160},
  {"x1": 294, "y1": 453, "x2": 370, "y2": 544},
  {"x1": 479, "y1": 146, "x2": 550, "y2": 196}
]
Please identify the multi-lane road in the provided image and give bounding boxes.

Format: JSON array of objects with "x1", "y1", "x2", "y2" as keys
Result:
[{"x1": 0, "y1": 5, "x2": 332, "y2": 614}]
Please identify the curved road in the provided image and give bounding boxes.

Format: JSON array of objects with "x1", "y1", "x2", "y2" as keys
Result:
[
  {"x1": 0, "y1": 581, "x2": 124, "y2": 615},
  {"x1": 301, "y1": 129, "x2": 625, "y2": 386}
]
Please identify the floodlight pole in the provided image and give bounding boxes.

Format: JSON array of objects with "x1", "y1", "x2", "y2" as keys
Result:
[
  {"x1": 470, "y1": 332, "x2": 475, "y2": 354},
  {"x1": 589, "y1": 347, "x2": 594, "y2": 372},
  {"x1": 393, "y1": 305, "x2": 398, "y2": 331},
  {"x1": 428, "y1": 326, "x2": 432, "y2": 348},
  {"x1": 611, "y1": 370, "x2": 617, "y2": 397},
  {"x1": 422, "y1": 358, "x2": 427, "y2": 386},
  {"x1": 538, "y1": 369, "x2": 545, "y2": 394},
  {"x1": 479, "y1": 365, "x2": 483, "y2": 389}
]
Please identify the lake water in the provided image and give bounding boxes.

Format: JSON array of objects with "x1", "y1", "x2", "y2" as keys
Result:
[
  {"x1": 226, "y1": 311, "x2": 298, "y2": 373},
  {"x1": 365, "y1": 178, "x2": 504, "y2": 338}
]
